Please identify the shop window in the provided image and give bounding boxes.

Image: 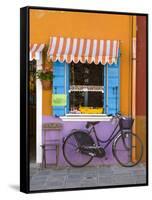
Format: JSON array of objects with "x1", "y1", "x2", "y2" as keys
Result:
[{"x1": 69, "y1": 62, "x2": 104, "y2": 114}]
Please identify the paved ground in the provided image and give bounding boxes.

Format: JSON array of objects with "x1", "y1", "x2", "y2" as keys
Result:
[{"x1": 30, "y1": 163, "x2": 147, "y2": 191}]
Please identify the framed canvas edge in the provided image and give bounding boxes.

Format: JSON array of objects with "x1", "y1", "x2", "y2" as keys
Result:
[
  {"x1": 20, "y1": 7, "x2": 30, "y2": 193},
  {"x1": 20, "y1": 6, "x2": 149, "y2": 194}
]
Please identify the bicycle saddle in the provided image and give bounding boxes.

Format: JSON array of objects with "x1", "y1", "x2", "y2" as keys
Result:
[{"x1": 85, "y1": 121, "x2": 100, "y2": 128}]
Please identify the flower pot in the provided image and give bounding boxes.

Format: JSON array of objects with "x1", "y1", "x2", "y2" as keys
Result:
[{"x1": 41, "y1": 80, "x2": 52, "y2": 90}]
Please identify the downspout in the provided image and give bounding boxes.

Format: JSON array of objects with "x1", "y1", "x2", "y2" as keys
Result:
[{"x1": 132, "y1": 16, "x2": 137, "y2": 162}]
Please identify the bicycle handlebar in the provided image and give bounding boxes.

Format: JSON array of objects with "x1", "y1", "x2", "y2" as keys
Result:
[
  {"x1": 107, "y1": 112, "x2": 123, "y2": 122},
  {"x1": 85, "y1": 112, "x2": 122, "y2": 129},
  {"x1": 107, "y1": 112, "x2": 120, "y2": 116}
]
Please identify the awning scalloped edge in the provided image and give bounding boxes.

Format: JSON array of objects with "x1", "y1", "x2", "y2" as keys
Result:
[{"x1": 47, "y1": 36, "x2": 119, "y2": 65}]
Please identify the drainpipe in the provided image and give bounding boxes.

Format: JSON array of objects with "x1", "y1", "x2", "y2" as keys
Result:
[{"x1": 132, "y1": 16, "x2": 137, "y2": 162}]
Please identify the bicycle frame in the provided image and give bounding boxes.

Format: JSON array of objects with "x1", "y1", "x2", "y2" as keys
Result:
[{"x1": 88, "y1": 120, "x2": 122, "y2": 150}]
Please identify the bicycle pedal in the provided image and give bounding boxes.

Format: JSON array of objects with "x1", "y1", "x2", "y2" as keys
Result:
[{"x1": 88, "y1": 152, "x2": 95, "y2": 157}]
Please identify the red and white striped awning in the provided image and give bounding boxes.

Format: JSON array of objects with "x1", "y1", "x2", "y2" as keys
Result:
[
  {"x1": 47, "y1": 36, "x2": 119, "y2": 65},
  {"x1": 29, "y1": 44, "x2": 45, "y2": 61}
]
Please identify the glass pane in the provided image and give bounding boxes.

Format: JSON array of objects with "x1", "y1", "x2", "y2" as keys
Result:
[{"x1": 69, "y1": 62, "x2": 104, "y2": 114}]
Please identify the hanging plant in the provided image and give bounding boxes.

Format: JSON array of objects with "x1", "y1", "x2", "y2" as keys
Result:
[{"x1": 35, "y1": 69, "x2": 53, "y2": 90}]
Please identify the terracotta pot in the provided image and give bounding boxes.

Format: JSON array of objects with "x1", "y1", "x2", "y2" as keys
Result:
[{"x1": 41, "y1": 80, "x2": 52, "y2": 90}]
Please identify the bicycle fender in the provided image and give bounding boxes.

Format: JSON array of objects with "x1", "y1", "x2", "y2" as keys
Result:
[
  {"x1": 112, "y1": 134, "x2": 121, "y2": 151},
  {"x1": 70, "y1": 129, "x2": 90, "y2": 134}
]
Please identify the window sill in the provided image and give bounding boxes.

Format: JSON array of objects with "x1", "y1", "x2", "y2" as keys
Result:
[{"x1": 60, "y1": 114, "x2": 112, "y2": 121}]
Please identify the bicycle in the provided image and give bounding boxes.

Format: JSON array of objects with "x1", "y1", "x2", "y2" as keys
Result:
[{"x1": 62, "y1": 113, "x2": 143, "y2": 167}]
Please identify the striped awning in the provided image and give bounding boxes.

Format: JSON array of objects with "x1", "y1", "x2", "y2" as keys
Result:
[
  {"x1": 29, "y1": 44, "x2": 45, "y2": 61},
  {"x1": 47, "y1": 36, "x2": 119, "y2": 65}
]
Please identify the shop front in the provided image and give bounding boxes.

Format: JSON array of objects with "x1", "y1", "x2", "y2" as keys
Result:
[
  {"x1": 42, "y1": 37, "x2": 120, "y2": 166},
  {"x1": 29, "y1": 9, "x2": 146, "y2": 167}
]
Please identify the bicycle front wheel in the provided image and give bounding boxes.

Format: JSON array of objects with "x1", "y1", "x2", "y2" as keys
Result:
[
  {"x1": 112, "y1": 132, "x2": 143, "y2": 167},
  {"x1": 63, "y1": 132, "x2": 93, "y2": 167}
]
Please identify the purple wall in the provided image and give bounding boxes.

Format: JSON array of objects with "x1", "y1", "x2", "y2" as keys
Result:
[{"x1": 42, "y1": 116, "x2": 122, "y2": 166}]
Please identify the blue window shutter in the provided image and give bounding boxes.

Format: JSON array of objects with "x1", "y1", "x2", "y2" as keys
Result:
[
  {"x1": 107, "y1": 55, "x2": 120, "y2": 114},
  {"x1": 104, "y1": 55, "x2": 120, "y2": 115},
  {"x1": 52, "y1": 61, "x2": 70, "y2": 116}
]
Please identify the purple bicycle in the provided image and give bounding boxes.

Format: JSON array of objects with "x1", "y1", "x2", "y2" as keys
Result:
[{"x1": 62, "y1": 113, "x2": 143, "y2": 167}]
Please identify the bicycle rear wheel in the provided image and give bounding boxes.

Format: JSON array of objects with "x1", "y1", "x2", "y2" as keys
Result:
[
  {"x1": 63, "y1": 132, "x2": 93, "y2": 167},
  {"x1": 112, "y1": 132, "x2": 143, "y2": 167}
]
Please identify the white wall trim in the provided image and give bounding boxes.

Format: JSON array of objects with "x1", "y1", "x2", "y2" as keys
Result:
[
  {"x1": 36, "y1": 53, "x2": 43, "y2": 164},
  {"x1": 60, "y1": 114, "x2": 112, "y2": 121}
]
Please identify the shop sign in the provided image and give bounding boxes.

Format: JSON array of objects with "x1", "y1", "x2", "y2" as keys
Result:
[{"x1": 52, "y1": 94, "x2": 67, "y2": 106}]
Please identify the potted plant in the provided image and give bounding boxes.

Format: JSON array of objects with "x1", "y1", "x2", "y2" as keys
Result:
[{"x1": 36, "y1": 69, "x2": 53, "y2": 90}]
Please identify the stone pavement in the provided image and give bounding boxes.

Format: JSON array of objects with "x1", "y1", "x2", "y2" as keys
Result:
[{"x1": 30, "y1": 163, "x2": 147, "y2": 191}]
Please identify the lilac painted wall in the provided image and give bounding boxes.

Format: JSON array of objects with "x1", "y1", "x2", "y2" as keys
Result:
[{"x1": 42, "y1": 116, "x2": 122, "y2": 166}]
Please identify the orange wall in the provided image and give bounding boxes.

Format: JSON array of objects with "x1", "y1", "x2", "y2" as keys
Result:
[{"x1": 30, "y1": 9, "x2": 134, "y2": 116}]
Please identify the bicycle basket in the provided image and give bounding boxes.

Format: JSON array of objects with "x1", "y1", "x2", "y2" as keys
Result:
[
  {"x1": 119, "y1": 117, "x2": 134, "y2": 130},
  {"x1": 73, "y1": 131, "x2": 95, "y2": 146}
]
